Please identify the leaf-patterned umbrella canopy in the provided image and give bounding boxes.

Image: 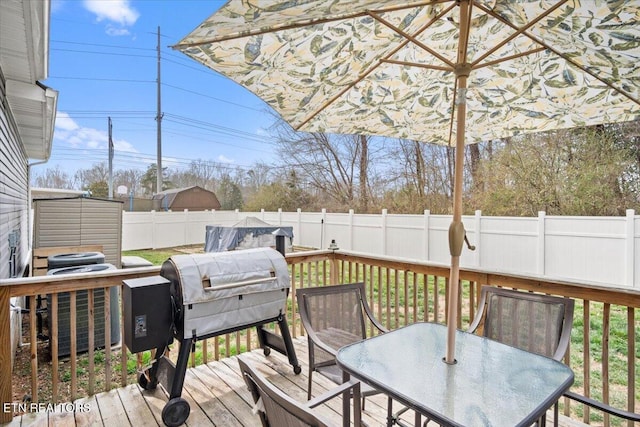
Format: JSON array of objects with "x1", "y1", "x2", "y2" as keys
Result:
[
  {"x1": 175, "y1": 0, "x2": 640, "y2": 146},
  {"x1": 175, "y1": 0, "x2": 640, "y2": 362}
]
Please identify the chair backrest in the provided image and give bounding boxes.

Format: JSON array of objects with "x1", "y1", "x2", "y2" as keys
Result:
[
  {"x1": 296, "y1": 283, "x2": 378, "y2": 367},
  {"x1": 468, "y1": 286, "x2": 574, "y2": 361},
  {"x1": 238, "y1": 357, "x2": 331, "y2": 427}
]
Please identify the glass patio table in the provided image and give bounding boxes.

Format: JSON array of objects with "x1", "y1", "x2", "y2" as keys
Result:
[{"x1": 336, "y1": 322, "x2": 574, "y2": 427}]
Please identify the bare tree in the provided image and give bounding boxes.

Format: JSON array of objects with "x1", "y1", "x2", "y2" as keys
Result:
[
  {"x1": 114, "y1": 168, "x2": 144, "y2": 196},
  {"x1": 32, "y1": 166, "x2": 74, "y2": 189},
  {"x1": 473, "y1": 127, "x2": 636, "y2": 216},
  {"x1": 271, "y1": 117, "x2": 380, "y2": 212},
  {"x1": 385, "y1": 140, "x2": 452, "y2": 213},
  {"x1": 74, "y1": 163, "x2": 109, "y2": 191}
]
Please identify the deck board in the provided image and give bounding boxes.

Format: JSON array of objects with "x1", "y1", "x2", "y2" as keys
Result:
[
  {"x1": 95, "y1": 388, "x2": 130, "y2": 425},
  {"x1": 74, "y1": 395, "x2": 103, "y2": 427},
  {"x1": 115, "y1": 385, "x2": 158, "y2": 427},
  {"x1": 7, "y1": 337, "x2": 586, "y2": 427}
]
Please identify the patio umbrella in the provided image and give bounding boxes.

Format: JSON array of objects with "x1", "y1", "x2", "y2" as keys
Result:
[{"x1": 174, "y1": 0, "x2": 640, "y2": 363}]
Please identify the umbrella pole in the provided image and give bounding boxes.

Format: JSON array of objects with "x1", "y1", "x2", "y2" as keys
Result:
[
  {"x1": 445, "y1": 0, "x2": 471, "y2": 365},
  {"x1": 445, "y1": 70, "x2": 469, "y2": 364}
]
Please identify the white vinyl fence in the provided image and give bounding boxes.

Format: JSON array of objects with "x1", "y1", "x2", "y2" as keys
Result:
[{"x1": 122, "y1": 208, "x2": 640, "y2": 290}]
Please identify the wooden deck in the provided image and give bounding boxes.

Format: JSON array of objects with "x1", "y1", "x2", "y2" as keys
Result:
[{"x1": 5, "y1": 337, "x2": 586, "y2": 427}]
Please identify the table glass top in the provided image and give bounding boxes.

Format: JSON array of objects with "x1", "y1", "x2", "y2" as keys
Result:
[{"x1": 337, "y1": 322, "x2": 574, "y2": 427}]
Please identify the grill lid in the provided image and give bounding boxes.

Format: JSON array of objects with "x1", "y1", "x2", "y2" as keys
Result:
[{"x1": 162, "y1": 247, "x2": 290, "y2": 305}]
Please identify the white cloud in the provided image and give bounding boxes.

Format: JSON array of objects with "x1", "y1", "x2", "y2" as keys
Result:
[
  {"x1": 83, "y1": 0, "x2": 139, "y2": 26},
  {"x1": 55, "y1": 112, "x2": 80, "y2": 131},
  {"x1": 83, "y1": 0, "x2": 139, "y2": 36},
  {"x1": 105, "y1": 25, "x2": 131, "y2": 37},
  {"x1": 218, "y1": 155, "x2": 234, "y2": 163},
  {"x1": 54, "y1": 112, "x2": 138, "y2": 153},
  {"x1": 114, "y1": 138, "x2": 136, "y2": 152}
]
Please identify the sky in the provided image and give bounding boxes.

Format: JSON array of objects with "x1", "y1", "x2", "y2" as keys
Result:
[{"x1": 35, "y1": 0, "x2": 279, "y2": 180}]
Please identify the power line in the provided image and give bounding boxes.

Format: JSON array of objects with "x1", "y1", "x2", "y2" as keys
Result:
[
  {"x1": 162, "y1": 56, "x2": 227, "y2": 78},
  {"x1": 56, "y1": 110, "x2": 276, "y2": 147},
  {"x1": 49, "y1": 76, "x2": 155, "y2": 83},
  {"x1": 51, "y1": 47, "x2": 155, "y2": 58},
  {"x1": 161, "y1": 83, "x2": 264, "y2": 112},
  {"x1": 49, "y1": 145, "x2": 274, "y2": 172},
  {"x1": 51, "y1": 39, "x2": 156, "y2": 52},
  {"x1": 163, "y1": 112, "x2": 275, "y2": 143}
]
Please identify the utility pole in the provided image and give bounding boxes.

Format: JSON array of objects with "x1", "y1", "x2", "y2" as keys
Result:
[
  {"x1": 156, "y1": 26, "x2": 163, "y2": 194},
  {"x1": 108, "y1": 116, "x2": 113, "y2": 199}
]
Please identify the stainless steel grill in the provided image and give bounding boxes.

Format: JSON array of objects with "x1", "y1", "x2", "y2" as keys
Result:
[{"x1": 123, "y1": 247, "x2": 300, "y2": 427}]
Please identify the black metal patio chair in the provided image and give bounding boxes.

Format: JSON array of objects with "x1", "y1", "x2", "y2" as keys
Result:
[
  {"x1": 296, "y1": 283, "x2": 389, "y2": 417},
  {"x1": 238, "y1": 356, "x2": 360, "y2": 427},
  {"x1": 468, "y1": 285, "x2": 575, "y2": 426}
]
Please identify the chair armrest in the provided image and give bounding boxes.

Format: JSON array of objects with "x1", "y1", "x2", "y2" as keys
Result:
[
  {"x1": 563, "y1": 391, "x2": 640, "y2": 421},
  {"x1": 368, "y1": 314, "x2": 389, "y2": 334},
  {"x1": 302, "y1": 323, "x2": 340, "y2": 357},
  {"x1": 361, "y1": 297, "x2": 388, "y2": 334},
  {"x1": 306, "y1": 379, "x2": 360, "y2": 408}
]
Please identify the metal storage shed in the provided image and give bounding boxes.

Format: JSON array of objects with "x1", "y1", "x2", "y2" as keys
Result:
[{"x1": 32, "y1": 196, "x2": 123, "y2": 268}]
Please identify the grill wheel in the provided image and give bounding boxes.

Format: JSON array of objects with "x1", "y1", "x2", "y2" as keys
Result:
[{"x1": 162, "y1": 397, "x2": 190, "y2": 427}]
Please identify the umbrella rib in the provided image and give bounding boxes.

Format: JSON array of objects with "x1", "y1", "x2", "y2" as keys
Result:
[
  {"x1": 173, "y1": 0, "x2": 450, "y2": 48},
  {"x1": 295, "y1": 3, "x2": 458, "y2": 131},
  {"x1": 475, "y1": 47, "x2": 546, "y2": 70},
  {"x1": 382, "y1": 59, "x2": 452, "y2": 72},
  {"x1": 369, "y1": 6, "x2": 457, "y2": 69},
  {"x1": 470, "y1": 0, "x2": 568, "y2": 68},
  {"x1": 478, "y1": 1, "x2": 640, "y2": 108}
]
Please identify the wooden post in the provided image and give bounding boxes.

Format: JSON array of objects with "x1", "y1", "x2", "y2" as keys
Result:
[
  {"x1": 0, "y1": 287, "x2": 13, "y2": 423},
  {"x1": 330, "y1": 258, "x2": 339, "y2": 285}
]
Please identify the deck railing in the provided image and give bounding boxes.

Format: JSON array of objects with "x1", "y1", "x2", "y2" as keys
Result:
[{"x1": 0, "y1": 249, "x2": 638, "y2": 426}]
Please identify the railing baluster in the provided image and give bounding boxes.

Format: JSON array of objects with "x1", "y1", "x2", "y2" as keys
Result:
[
  {"x1": 402, "y1": 270, "x2": 408, "y2": 327},
  {"x1": 0, "y1": 287, "x2": 11, "y2": 424},
  {"x1": 291, "y1": 263, "x2": 298, "y2": 338},
  {"x1": 603, "y1": 303, "x2": 611, "y2": 427},
  {"x1": 70, "y1": 291, "x2": 77, "y2": 401},
  {"x1": 29, "y1": 295, "x2": 38, "y2": 403},
  {"x1": 225, "y1": 333, "x2": 231, "y2": 358},
  {"x1": 434, "y1": 276, "x2": 440, "y2": 324},
  {"x1": 376, "y1": 266, "x2": 382, "y2": 325},
  {"x1": 51, "y1": 293, "x2": 59, "y2": 404},
  {"x1": 385, "y1": 268, "x2": 391, "y2": 330},
  {"x1": 88, "y1": 289, "x2": 95, "y2": 395},
  {"x1": 412, "y1": 272, "x2": 417, "y2": 324},
  {"x1": 120, "y1": 288, "x2": 127, "y2": 388},
  {"x1": 104, "y1": 287, "x2": 112, "y2": 392},
  {"x1": 583, "y1": 301, "x2": 591, "y2": 423},
  {"x1": 627, "y1": 307, "x2": 635, "y2": 427},
  {"x1": 394, "y1": 269, "x2": 399, "y2": 329},
  {"x1": 422, "y1": 273, "x2": 429, "y2": 322}
]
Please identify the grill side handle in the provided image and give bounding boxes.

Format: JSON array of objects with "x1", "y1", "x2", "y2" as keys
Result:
[{"x1": 203, "y1": 276, "x2": 276, "y2": 292}]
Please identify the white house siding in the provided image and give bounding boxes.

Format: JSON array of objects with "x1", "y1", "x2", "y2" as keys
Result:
[{"x1": 0, "y1": 70, "x2": 29, "y2": 364}]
